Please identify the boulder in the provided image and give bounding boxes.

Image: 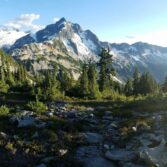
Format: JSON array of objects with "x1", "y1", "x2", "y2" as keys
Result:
[
  {"x1": 18, "y1": 116, "x2": 36, "y2": 127},
  {"x1": 139, "y1": 151, "x2": 159, "y2": 167},
  {"x1": 79, "y1": 132, "x2": 103, "y2": 144}
]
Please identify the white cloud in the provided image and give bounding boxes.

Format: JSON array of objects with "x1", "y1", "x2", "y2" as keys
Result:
[
  {"x1": 53, "y1": 17, "x2": 60, "y2": 23},
  {"x1": 4, "y1": 13, "x2": 43, "y2": 32}
]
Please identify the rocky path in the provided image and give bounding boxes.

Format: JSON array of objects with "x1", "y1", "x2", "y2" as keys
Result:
[
  {"x1": 1, "y1": 102, "x2": 167, "y2": 167},
  {"x1": 67, "y1": 104, "x2": 167, "y2": 167}
]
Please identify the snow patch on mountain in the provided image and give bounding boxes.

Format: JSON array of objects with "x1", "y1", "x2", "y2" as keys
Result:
[{"x1": 71, "y1": 33, "x2": 90, "y2": 56}]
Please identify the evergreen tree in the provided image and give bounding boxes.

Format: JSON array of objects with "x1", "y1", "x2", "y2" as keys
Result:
[
  {"x1": 138, "y1": 72, "x2": 159, "y2": 95},
  {"x1": 42, "y1": 71, "x2": 61, "y2": 100},
  {"x1": 133, "y1": 67, "x2": 140, "y2": 95},
  {"x1": 6, "y1": 62, "x2": 15, "y2": 85},
  {"x1": 87, "y1": 61, "x2": 101, "y2": 99},
  {"x1": 79, "y1": 63, "x2": 89, "y2": 97},
  {"x1": 98, "y1": 48, "x2": 115, "y2": 92},
  {"x1": 162, "y1": 75, "x2": 167, "y2": 92},
  {"x1": 124, "y1": 77, "x2": 133, "y2": 96},
  {"x1": 58, "y1": 69, "x2": 73, "y2": 94},
  {"x1": 0, "y1": 64, "x2": 5, "y2": 83}
]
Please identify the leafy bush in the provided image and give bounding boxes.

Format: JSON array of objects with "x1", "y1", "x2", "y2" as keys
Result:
[
  {"x1": 101, "y1": 89, "x2": 127, "y2": 101},
  {"x1": 27, "y1": 101, "x2": 48, "y2": 113},
  {"x1": 0, "y1": 105, "x2": 10, "y2": 116}
]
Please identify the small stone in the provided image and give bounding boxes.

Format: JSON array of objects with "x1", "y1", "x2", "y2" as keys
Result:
[
  {"x1": 104, "y1": 144, "x2": 110, "y2": 150},
  {"x1": 90, "y1": 113, "x2": 94, "y2": 118},
  {"x1": 25, "y1": 148, "x2": 30, "y2": 154},
  {"x1": 109, "y1": 122, "x2": 118, "y2": 128},
  {"x1": 132, "y1": 126, "x2": 137, "y2": 132},
  {"x1": 59, "y1": 149, "x2": 68, "y2": 156},
  {"x1": 0, "y1": 132, "x2": 8, "y2": 139}
]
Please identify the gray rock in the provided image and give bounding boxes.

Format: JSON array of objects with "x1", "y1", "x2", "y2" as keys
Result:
[
  {"x1": 0, "y1": 132, "x2": 8, "y2": 139},
  {"x1": 139, "y1": 151, "x2": 159, "y2": 167},
  {"x1": 18, "y1": 116, "x2": 36, "y2": 127},
  {"x1": 105, "y1": 150, "x2": 136, "y2": 162},
  {"x1": 36, "y1": 164, "x2": 46, "y2": 167},
  {"x1": 79, "y1": 132, "x2": 103, "y2": 144},
  {"x1": 109, "y1": 122, "x2": 118, "y2": 128},
  {"x1": 76, "y1": 146, "x2": 115, "y2": 167},
  {"x1": 104, "y1": 144, "x2": 110, "y2": 150},
  {"x1": 45, "y1": 111, "x2": 54, "y2": 117},
  {"x1": 59, "y1": 149, "x2": 68, "y2": 156}
]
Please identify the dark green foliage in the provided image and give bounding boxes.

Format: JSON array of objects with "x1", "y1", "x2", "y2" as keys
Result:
[
  {"x1": 39, "y1": 70, "x2": 62, "y2": 100},
  {"x1": 162, "y1": 75, "x2": 167, "y2": 92},
  {"x1": 138, "y1": 72, "x2": 159, "y2": 95},
  {"x1": 124, "y1": 77, "x2": 133, "y2": 96},
  {"x1": 0, "y1": 105, "x2": 10, "y2": 116},
  {"x1": 126, "y1": 68, "x2": 160, "y2": 96},
  {"x1": 27, "y1": 100, "x2": 48, "y2": 113},
  {"x1": 98, "y1": 48, "x2": 115, "y2": 91},
  {"x1": 87, "y1": 61, "x2": 101, "y2": 99},
  {"x1": 58, "y1": 69, "x2": 74, "y2": 94},
  {"x1": 79, "y1": 63, "x2": 89, "y2": 97},
  {"x1": 0, "y1": 50, "x2": 32, "y2": 95},
  {"x1": 133, "y1": 67, "x2": 140, "y2": 95}
]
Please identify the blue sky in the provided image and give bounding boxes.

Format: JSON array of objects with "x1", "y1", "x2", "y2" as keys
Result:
[{"x1": 0, "y1": 0, "x2": 167, "y2": 46}]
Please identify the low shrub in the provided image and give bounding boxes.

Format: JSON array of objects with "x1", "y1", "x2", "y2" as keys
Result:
[
  {"x1": 27, "y1": 100, "x2": 48, "y2": 113},
  {"x1": 0, "y1": 105, "x2": 10, "y2": 116}
]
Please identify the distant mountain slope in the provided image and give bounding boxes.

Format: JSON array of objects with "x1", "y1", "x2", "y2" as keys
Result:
[
  {"x1": 2, "y1": 17, "x2": 167, "y2": 82},
  {"x1": 102, "y1": 42, "x2": 167, "y2": 81}
]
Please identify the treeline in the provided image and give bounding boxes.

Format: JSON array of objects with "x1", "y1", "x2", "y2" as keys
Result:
[
  {"x1": 0, "y1": 51, "x2": 29, "y2": 94},
  {"x1": 124, "y1": 68, "x2": 159, "y2": 96},
  {"x1": 32, "y1": 48, "x2": 162, "y2": 101},
  {"x1": 0, "y1": 49, "x2": 166, "y2": 101}
]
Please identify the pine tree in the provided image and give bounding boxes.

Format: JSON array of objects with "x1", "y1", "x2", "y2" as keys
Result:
[
  {"x1": 58, "y1": 69, "x2": 73, "y2": 94},
  {"x1": 162, "y1": 75, "x2": 167, "y2": 92},
  {"x1": 87, "y1": 61, "x2": 101, "y2": 99},
  {"x1": 138, "y1": 72, "x2": 159, "y2": 95},
  {"x1": 42, "y1": 71, "x2": 61, "y2": 100},
  {"x1": 133, "y1": 67, "x2": 140, "y2": 95},
  {"x1": 124, "y1": 77, "x2": 133, "y2": 96},
  {"x1": 6, "y1": 62, "x2": 15, "y2": 85},
  {"x1": 79, "y1": 63, "x2": 89, "y2": 97},
  {"x1": 0, "y1": 64, "x2": 5, "y2": 83},
  {"x1": 98, "y1": 48, "x2": 115, "y2": 92}
]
